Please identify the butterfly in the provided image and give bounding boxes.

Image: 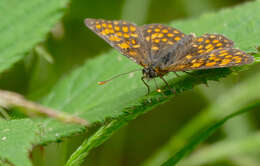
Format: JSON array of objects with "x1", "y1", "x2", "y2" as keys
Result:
[{"x1": 84, "y1": 18, "x2": 254, "y2": 94}]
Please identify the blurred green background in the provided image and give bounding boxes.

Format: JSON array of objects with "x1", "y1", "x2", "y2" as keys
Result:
[{"x1": 1, "y1": 0, "x2": 260, "y2": 166}]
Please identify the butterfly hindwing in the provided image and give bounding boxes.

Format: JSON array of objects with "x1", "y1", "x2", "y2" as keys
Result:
[
  {"x1": 188, "y1": 34, "x2": 234, "y2": 57},
  {"x1": 167, "y1": 48, "x2": 254, "y2": 71},
  {"x1": 85, "y1": 18, "x2": 149, "y2": 66}
]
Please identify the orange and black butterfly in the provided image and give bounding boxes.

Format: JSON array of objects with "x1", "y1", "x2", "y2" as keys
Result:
[{"x1": 84, "y1": 18, "x2": 254, "y2": 94}]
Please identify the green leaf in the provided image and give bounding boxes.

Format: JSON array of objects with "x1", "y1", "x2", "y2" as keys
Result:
[
  {"x1": 66, "y1": 69, "x2": 260, "y2": 166},
  {"x1": 0, "y1": 119, "x2": 38, "y2": 166},
  {"x1": 1, "y1": 1, "x2": 258, "y2": 165},
  {"x1": 65, "y1": 102, "x2": 152, "y2": 166},
  {"x1": 0, "y1": 0, "x2": 69, "y2": 73},
  {"x1": 178, "y1": 132, "x2": 260, "y2": 166},
  {"x1": 37, "y1": 0, "x2": 260, "y2": 144},
  {"x1": 161, "y1": 103, "x2": 260, "y2": 166},
  {"x1": 173, "y1": 0, "x2": 260, "y2": 53},
  {"x1": 142, "y1": 71, "x2": 260, "y2": 166}
]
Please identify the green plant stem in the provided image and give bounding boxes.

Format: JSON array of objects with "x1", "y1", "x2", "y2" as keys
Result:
[
  {"x1": 65, "y1": 113, "x2": 141, "y2": 166},
  {"x1": 0, "y1": 90, "x2": 89, "y2": 126}
]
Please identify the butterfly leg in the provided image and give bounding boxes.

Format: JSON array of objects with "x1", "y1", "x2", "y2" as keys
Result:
[
  {"x1": 182, "y1": 71, "x2": 193, "y2": 75},
  {"x1": 173, "y1": 72, "x2": 180, "y2": 77},
  {"x1": 153, "y1": 78, "x2": 162, "y2": 93},
  {"x1": 141, "y1": 76, "x2": 150, "y2": 95},
  {"x1": 160, "y1": 76, "x2": 176, "y2": 94}
]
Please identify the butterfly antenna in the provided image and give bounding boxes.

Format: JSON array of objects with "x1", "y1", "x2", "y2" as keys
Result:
[{"x1": 98, "y1": 69, "x2": 142, "y2": 85}]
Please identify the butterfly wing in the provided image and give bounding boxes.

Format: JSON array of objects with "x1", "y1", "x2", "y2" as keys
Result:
[
  {"x1": 167, "y1": 48, "x2": 254, "y2": 71},
  {"x1": 187, "y1": 33, "x2": 234, "y2": 57},
  {"x1": 85, "y1": 18, "x2": 149, "y2": 67},
  {"x1": 140, "y1": 24, "x2": 191, "y2": 67}
]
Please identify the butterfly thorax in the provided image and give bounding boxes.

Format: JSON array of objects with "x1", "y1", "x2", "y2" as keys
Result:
[
  {"x1": 142, "y1": 67, "x2": 157, "y2": 79},
  {"x1": 142, "y1": 67, "x2": 167, "y2": 79}
]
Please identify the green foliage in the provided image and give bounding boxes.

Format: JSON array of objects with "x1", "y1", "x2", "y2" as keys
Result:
[
  {"x1": 173, "y1": 0, "x2": 260, "y2": 53},
  {"x1": 0, "y1": 0, "x2": 260, "y2": 166},
  {"x1": 66, "y1": 69, "x2": 260, "y2": 166},
  {"x1": 143, "y1": 71, "x2": 260, "y2": 166},
  {"x1": 0, "y1": 0, "x2": 69, "y2": 73},
  {"x1": 179, "y1": 131, "x2": 260, "y2": 166},
  {"x1": 37, "y1": 0, "x2": 260, "y2": 145},
  {"x1": 0, "y1": 119, "x2": 38, "y2": 166},
  {"x1": 0, "y1": 0, "x2": 69, "y2": 164},
  {"x1": 161, "y1": 103, "x2": 260, "y2": 166}
]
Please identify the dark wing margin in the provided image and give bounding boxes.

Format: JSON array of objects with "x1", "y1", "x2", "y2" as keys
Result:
[
  {"x1": 84, "y1": 18, "x2": 149, "y2": 67},
  {"x1": 167, "y1": 48, "x2": 254, "y2": 71}
]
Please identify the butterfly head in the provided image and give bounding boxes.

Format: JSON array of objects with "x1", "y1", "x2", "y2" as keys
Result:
[{"x1": 142, "y1": 67, "x2": 158, "y2": 79}]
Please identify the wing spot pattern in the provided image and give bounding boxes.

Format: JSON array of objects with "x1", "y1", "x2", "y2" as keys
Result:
[
  {"x1": 225, "y1": 55, "x2": 232, "y2": 58},
  {"x1": 168, "y1": 41, "x2": 174, "y2": 45},
  {"x1": 173, "y1": 30, "x2": 179, "y2": 34},
  {"x1": 122, "y1": 26, "x2": 128, "y2": 32},
  {"x1": 216, "y1": 43, "x2": 223, "y2": 47},
  {"x1": 154, "y1": 39, "x2": 160, "y2": 43},
  {"x1": 130, "y1": 26, "x2": 136, "y2": 31},
  {"x1": 133, "y1": 44, "x2": 141, "y2": 48},
  {"x1": 152, "y1": 46, "x2": 159, "y2": 50},
  {"x1": 197, "y1": 38, "x2": 204, "y2": 42},
  {"x1": 186, "y1": 55, "x2": 192, "y2": 59},
  {"x1": 130, "y1": 33, "x2": 138, "y2": 37},
  {"x1": 206, "y1": 62, "x2": 216, "y2": 67},
  {"x1": 109, "y1": 36, "x2": 121, "y2": 42},
  {"x1": 96, "y1": 24, "x2": 101, "y2": 29},
  {"x1": 155, "y1": 28, "x2": 160, "y2": 32},
  {"x1": 220, "y1": 59, "x2": 231, "y2": 66},
  {"x1": 118, "y1": 42, "x2": 130, "y2": 49},
  {"x1": 162, "y1": 38, "x2": 168, "y2": 42},
  {"x1": 162, "y1": 29, "x2": 168, "y2": 33},
  {"x1": 123, "y1": 33, "x2": 130, "y2": 38},
  {"x1": 115, "y1": 26, "x2": 120, "y2": 31},
  {"x1": 191, "y1": 63, "x2": 202, "y2": 68},
  {"x1": 219, "y1": 52, "x2": 228, "y2": 56},
  {"x1": 174, "y1": 36, "x2": 181, "y2": 41},
  {"x1": 167, "y1": 33, "x2": 174, "y2": 37},
  {"x1": 116, "y1": 32, "x2": 122, "y2": 36}
]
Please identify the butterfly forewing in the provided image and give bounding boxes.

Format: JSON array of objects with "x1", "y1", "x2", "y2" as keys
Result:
[
  {"x1": 141, "y1": 24, "x2": 188, "y2": 63},
  {"x1": 85, "y1": 18, "x2": 149, "y2": 66},
  {"x1": 168, "y1": 48, "x2": 254, "y2": 71}
]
